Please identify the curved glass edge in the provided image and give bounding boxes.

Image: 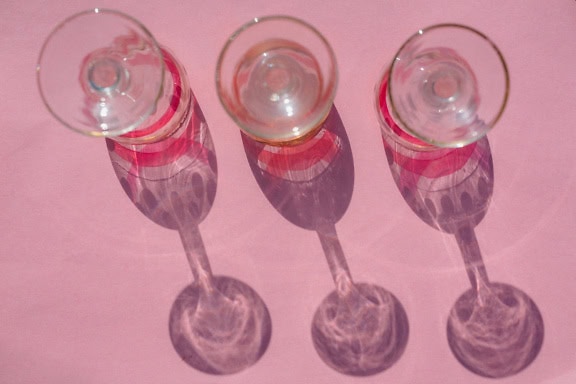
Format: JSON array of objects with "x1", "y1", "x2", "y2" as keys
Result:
[
  {"x1": 36, "y1": 8, "x2": 166, "y2": 138},
  {"x1": 385, "y1": 23, "x2": 510, "y2": 149},
  {"x1": 215, "y1": 14, "x2": 338, "y2": 145}
]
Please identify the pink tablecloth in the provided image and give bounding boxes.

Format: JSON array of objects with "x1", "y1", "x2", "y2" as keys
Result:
[{"x1": 2, "y1": 1, "x2": 576, "y2": 383}]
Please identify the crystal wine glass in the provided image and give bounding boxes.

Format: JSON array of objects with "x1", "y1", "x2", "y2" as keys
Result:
[
  {"x1": 37, "y1": 9, "x2": 272, "y2": 375},
  {"x1": 37, "y1": 8, "x2": 190, "y2": 144},
  {"x1": 216, "y1": 15, "x2": 338, "y2": 145},
  {"x1": 376, "y1": 24, "x2": 509, "y2": 148},
  {"x1": 377, "y1": 25, "x2": 544, "y2": 378}
]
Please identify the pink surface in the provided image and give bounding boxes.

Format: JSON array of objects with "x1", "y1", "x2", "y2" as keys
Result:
[{"x1": 2, "y1": 0, "x2": 576, "y2": 383}]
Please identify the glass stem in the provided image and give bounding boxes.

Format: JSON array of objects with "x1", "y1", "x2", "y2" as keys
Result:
[
  {"x1": 178, "y1": 224, "x2": 214, "y2": 295},
  {"x1": 454, "y1": 225, "x2": 490, "y2": 296},
  {"x1": 316, "y1": 223, "x2": 354, "y2": 298}
]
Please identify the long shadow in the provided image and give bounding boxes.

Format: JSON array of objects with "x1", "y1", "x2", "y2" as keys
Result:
[
  {"x1": 383, "y1": 132, "x2": 544, "y2": 378},
  {"x1": 106, "y1": 94, "x2": 271, "y2": 375},
  {"x1": 243, "y1": 106, "x2": 409, "y2": 376}
]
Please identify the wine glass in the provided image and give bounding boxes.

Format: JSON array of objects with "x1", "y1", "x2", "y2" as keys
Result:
[
  {"x1": 376, "y1": 24, "x2": 509, "y2": 148},
  {"x1": 377, "y1": 24, "x2": 543, "y2": 378},
  {"x1": 37, "y1": 8, "x2": 190, "y2": 144},
  {"x1": 243, "y1": 107, "x2": 408, "y2": 376},
  {"x1": 38, "y1": 9, "x2": 272, "y2": 375},
  {"x1": 216, "y1": 15, "x2": 338, "y2": 145}
]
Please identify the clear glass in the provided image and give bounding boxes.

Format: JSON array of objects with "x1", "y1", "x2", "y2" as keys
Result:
[
  {"x1": 379, "y1": 27, "x2": 543, "y2": 377},
  {"x1": 39, "y1": 9, "x2": 272, "y2": 375},
  {"x1": 216, "y1": 15, "x2": 338, "y2": 145},
  {"x1": 376, "y1": 24, "x2": 510, "y2": 148},
  {"x1": 37, "y1": 9, "x2": 190, "y2": 144}
]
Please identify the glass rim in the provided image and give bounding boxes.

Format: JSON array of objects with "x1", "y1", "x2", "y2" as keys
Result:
[
  {"x1": 215, "y1": 14, "x2": 339, "y2": 142},
  {"x1": 36, "y1": 8, "x2": 165, "y2": 138},
  {"x1": 385, "y1": 23, "x2": 510, "y2": 148}
]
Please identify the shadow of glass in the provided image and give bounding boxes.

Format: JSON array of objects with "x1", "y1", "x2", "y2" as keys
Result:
[
  {"x1": 107, "y1": 95, "x2": 271, "y2": 375},
  {"x1": 243, "y1": 106, "x2": 409, "y2": 376},
  {"x1": 383, "y1": 134, "x2": 544, "y2": 378},
  {"x1": 107, "y1": 97, "x2": 217, "y2": 229},
  {"x1": 242, "y1": 105, "x2": 354, "y2": 230}
]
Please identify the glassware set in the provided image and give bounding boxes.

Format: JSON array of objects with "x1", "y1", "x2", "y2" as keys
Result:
[{"x1": 37, "y1": 8, "x2": 543, "y2": 377}]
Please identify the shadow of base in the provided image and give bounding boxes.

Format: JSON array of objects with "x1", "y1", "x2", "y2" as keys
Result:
[
  {"x1": 311, "y1": 282, "x2": 409, "y2": 376},
  {"x1": 447, "y1": 281, "x2": 544, "y2": 378},
  {"x1": 169, "y1": 275, "x2": 272, "y2": 375}
]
